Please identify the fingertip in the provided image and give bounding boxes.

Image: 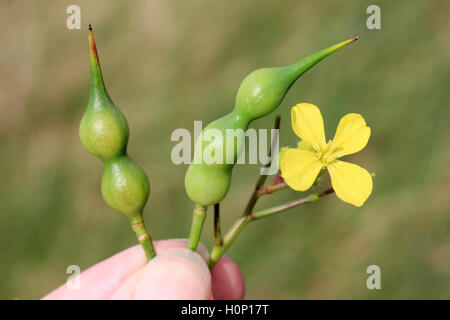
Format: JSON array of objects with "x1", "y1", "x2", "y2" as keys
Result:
[
  {"x1": 211, "y1": 255, "x2": 245, "y2": 300},
  {"x1": 133, "y1": 248, "x2": 212, "y2": 300}
]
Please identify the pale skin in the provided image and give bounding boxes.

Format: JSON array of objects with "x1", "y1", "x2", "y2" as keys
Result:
[{"x1": 43, "y1": 239, "x2": 245, "y2": 300}]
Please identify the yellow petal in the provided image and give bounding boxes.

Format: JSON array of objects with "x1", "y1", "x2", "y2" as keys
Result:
[
  {"x1": 280, "y1": 148, "x2": 322, "y2": 191},
  {"x1": 327, "y1": 160, "x2": 373, "y2": 207},
  {"x1": 297, "y1": 140, "x2": 315, "y2": 152},
  {"x1": 291, "y1": 103, "x2": 326, "y2": 152},
  {"x1": 329, "y1": 113, "x2": 370, "y2": 157}
]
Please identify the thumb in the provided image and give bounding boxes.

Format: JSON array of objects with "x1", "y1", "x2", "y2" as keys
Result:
[{"x1": 112, "y1": 248, "x2": 212, "y2": 300}]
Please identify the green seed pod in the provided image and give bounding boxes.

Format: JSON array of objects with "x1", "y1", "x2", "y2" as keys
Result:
[
  {"x1": 185, "y1": 37, "x2": 358, "y2": 207},
  {"x1": 185, "y1": 111, "x2": 246, "y2": 206},
  {"x1": 79, "y1": 30, "x2": 129, "y2": 161},
  {"x1": 101, "y1": 155, "x2": 150, "y2": 218},
  {"x1": 79, "y1": 26, "x2": 154, "y2": 260}
]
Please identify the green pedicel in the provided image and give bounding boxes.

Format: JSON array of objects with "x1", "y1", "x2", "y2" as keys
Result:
[
  {"x1": 185, "y1": 37, "x2": 358, "y2": 251},
  {"x1": 79, "y1": 26, "x2": 155, "y2": 260}
]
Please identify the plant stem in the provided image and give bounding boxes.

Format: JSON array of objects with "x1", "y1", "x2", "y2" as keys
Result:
[
  {"x1": 208, "y1": 188, "x2": 334, "y2": 268},
  {"x1": 257, "y1": 181, "x2": 288, "y2": 196},
  {"x1": 251, "y1": 189, "x2": 331, "y2": 220},
  {"x1": 187, "y1": 203, "x2": 207, "y2": 251},
  {"x1": 242, "y1": 174, "x2": 268, "y2": 216},
  {"x1": 130, "y1": 216, "x2": 156, "y2": 261},
  {"x1": 209, "y1": 215, "x2": 251, "y2": 269},
  {"x1": 214, "y1": 203, "x2": 223, "y2": 246},
  {"x1": 242, "y1": 116, "x2": 281, "y2": 216}
]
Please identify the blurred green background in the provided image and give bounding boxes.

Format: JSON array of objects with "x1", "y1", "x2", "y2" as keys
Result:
[{"x1": 0, "y1": 0, "x2": 449, "y2": 299}]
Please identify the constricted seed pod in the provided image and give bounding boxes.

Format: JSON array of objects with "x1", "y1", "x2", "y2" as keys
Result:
[
  {"x1": 101, "y1": 155, "x2": 150, "y2": 218},
  {"x1": 79, "y1": 26, "x2": 154, "y2": 260},
  {"x1": 185, "y1": 37, "x2": 358, "y2": 207}
]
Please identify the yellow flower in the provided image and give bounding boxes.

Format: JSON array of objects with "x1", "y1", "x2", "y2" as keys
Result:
[{"x1": 280, "y1": 103, "x2": 373, "y2": 207}]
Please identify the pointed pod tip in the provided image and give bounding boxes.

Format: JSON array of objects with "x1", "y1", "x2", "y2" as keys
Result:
[
  {"x1": 344, "y1": 36, "x2": 359, "y2": 46},
  {"x1": 88, "y1": 25, "x2": 99, "y2": 63},
  {"x1": 332, "y1": 36, "x2": 359, "y2": 51},
  {"x1": 87, "y1": 24, "x2": 106, "y2": 89}
]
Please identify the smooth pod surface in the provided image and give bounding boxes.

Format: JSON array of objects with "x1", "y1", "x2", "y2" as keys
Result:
[
  {"x1": 79, "y1": 98, "x2": 129, "y2": 161},
  {"x1": 102, "y1": 155, "x2": 150, "y2": 218}
]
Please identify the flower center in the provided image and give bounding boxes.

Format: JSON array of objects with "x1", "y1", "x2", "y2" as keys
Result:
[{"x1": 316, "y1": 141, "x2": 337, "y2": 166}]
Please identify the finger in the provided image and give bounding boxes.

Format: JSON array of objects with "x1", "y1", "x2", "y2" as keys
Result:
[
  {"x1": 211, "y1": 255, "x2": 245, "y2": 300},
  {"x1": 111, "y1": 248, "x2": 212, "y2": 300},
  {"x1": 42, "y1": 239, "x2": 208, "y2": 300}
]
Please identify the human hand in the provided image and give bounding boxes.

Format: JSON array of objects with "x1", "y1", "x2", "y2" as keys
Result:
[{"x1": 43, "y1": 239, "x2": 245, "y2": 300}]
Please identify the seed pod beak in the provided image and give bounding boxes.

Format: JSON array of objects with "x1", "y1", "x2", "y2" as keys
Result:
[
  {"x1": 88, "y1": 24, "x2": 106, "y2": 92},
  {"x1": 286, "y1": 35, "x2": 359, "y2": 84},
  {"x1": 338, "y1": 36, "x2": 359, "y2": 48},
  {"x1": 88, "y1": 24, "x2": 100, "y2": 65}
]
